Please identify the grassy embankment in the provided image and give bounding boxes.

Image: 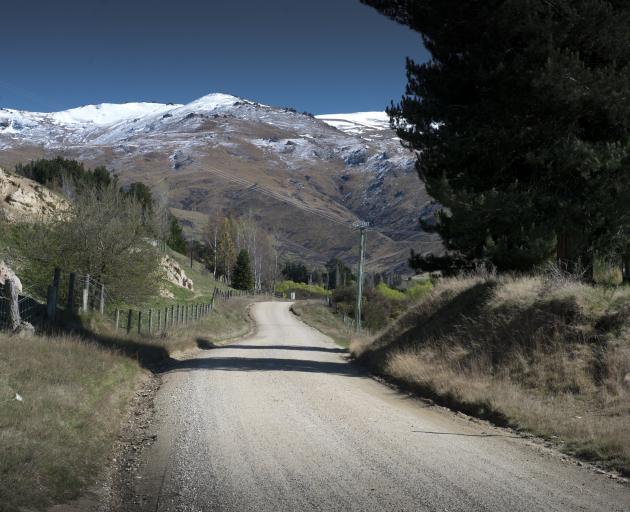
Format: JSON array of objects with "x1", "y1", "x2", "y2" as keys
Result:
[
  {"x1": 291, "y1": 301, "x2": 354, "y2": 348},
  {"x1": 0, "y1": 248, "x2": 256, "y2": 511},
  {"x1": 296, "y1": 274, "x2": 630, "y2": 475}
]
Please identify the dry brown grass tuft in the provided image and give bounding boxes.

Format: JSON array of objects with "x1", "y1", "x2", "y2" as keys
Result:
[
  {"x1": 0, "y1": 296, "x2": 257, "y2": 511},
  {"x1": 0, "y1": 332, "x2": 141, "y2": 511},
  {"x1": 291, "y1": 301, "x2": 355, "y2": 348},
  {"x1": 353, "y1": 273, "x2": 630, "y2": 474}
]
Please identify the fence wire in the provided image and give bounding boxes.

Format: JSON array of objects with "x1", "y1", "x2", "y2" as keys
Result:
[
  {"x1": 0, "y1": 287, "x2": 45, "y2": 329},
  {"x1": 1, "y1": 263, "x2": 272, "y2": 335}
]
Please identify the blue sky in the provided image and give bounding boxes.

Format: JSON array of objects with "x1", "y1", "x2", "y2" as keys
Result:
[{"x1": 0, "y1": 0, "x2": 428, "y2": 114}]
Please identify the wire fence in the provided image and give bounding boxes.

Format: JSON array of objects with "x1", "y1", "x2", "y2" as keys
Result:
[
  {"x1": 0, "y1": 266, "x2": 272, "y2": 336},
  {"x1": 0, "y1": 287, "x2": 45, "y2": 329}
]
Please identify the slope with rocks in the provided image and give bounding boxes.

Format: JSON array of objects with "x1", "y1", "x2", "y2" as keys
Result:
[
  {"x1": 0, "y1": 167, "x2": 69, "y2": 223},
  {"x1": 0, "y1": 94, "x2": 440, "y2": 271}
]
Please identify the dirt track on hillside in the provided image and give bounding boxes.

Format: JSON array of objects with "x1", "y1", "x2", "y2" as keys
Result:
[{"x1": 116, "y1": 301, "x2": 630, "y2": 512}]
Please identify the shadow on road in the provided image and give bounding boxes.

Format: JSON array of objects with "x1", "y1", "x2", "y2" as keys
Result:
[
  {"x1": 166, "y1": 355, "x2": 362, "y2": 377},
  {"x1": 213, "y1": 343, "x2": 348, "y2": 354}
]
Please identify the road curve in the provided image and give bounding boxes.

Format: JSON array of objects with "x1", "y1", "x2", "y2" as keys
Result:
[{"x1": 126, "y1": 301, "x2": 630, "y2": 512}]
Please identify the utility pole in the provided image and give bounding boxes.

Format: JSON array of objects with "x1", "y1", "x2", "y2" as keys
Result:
[{"x1": 354, "y1": 221, "x2": 369, "y2": 333}]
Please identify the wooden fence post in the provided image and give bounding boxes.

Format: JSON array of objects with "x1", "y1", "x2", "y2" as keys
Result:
[
  {"x1": 115, "y1": 308, "x2": 120, "y2": 330},
  {"x1": 46, "y1": 285, "x2": 56, "y2": 321},
  {"x1": 157, "y1": 308, "x2": 161, "y2": 332},
  {"x1": 176, "y1": 304, "x2": 180, "y2": 325},
  {"x1": 137, "y1": 311, "x2": 142, "y2": 334},
  {"x1": 99, "y1": 284, "x2": 105, "y2": 315},
  {"x1": 67, "y1": 272, "x2": 76, "y2": 311},
  {"x1": 53, "y1": 267, "x2": 61, "y2": 291},
  {"x1": 81, "y1": 274, "x2": 90, "y2": 313},
  {"x1": 148, "y1": 309, "x2": 153, "y2": 334},
  {"x1": 126, "y1": 309, "x2": 132, "y2": 334},
  {"x1": 5, "y1": 280, "x2": 20, "y2": 331}
]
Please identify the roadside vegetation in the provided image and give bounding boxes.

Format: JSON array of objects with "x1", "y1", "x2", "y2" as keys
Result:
[
  {"x1": 331, "y1": 279, "x2": 433, "y2": 331},
  {"x1": 0, "y1": 160, "x2": 264, "y2": 511},
  {"x1": 0, "y1": 293, "x2": 255, "y2": 512},
  {"x1": 0, "y1": 332, "x2": 140, "y2": 511},
  {"x1": 291, "y1": 301, "x2": 353, "y2": 347},
  {"x1": 349, "y1": 270, "x2": 630, "y2": 475},
  {"x1": 276, "y1": 280, "x2": 329, "y2": 298}
]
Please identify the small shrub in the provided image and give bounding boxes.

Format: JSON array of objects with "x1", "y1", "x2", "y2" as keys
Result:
[
  {"x1": 276, "y1": 280, "x2": 329, "y2": 298},
  {"x1": 375, "y1": 283, "x2": 406, "y2": 301},
  {"x1": 406, "y1": 280, "x2": 433, "y2": 301},
  {"x1": 593, "y1": 258, "x2": 623, "y2": 286}
]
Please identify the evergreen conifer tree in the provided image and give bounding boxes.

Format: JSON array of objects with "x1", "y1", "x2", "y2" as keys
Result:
[
  {"x1": 363, "y1": 0, "x2": 630, "y2": 271},
  {"x1": 232, "y1": 249, "x2": 254, "y2": 290}
]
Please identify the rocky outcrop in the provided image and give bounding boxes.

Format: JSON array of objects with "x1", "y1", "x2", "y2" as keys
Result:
[
  {"x1": 0, "y1": 167, "x2": 69, "y2": 223},
  {"x1": 0, "y1": 260, "x2": 22, "y2": 293},
  {"x1": 161, "y1": 256, "x2": 194, "y2": 291}
]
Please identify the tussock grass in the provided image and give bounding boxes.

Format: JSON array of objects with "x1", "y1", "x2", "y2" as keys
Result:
[
  {"x1": 291, "y1": 301, "x2": 354, "y2": 348},
  {"x1": 159, "y1": 297, "x2": 257, "y2": 353},
  {"x1": 0, "y1": 296, "x2": 256, "y2": 511},
  {"x1": 0, "y1": 333, "x2": 141, "y2": 511},
  {"x1": 352, "y1": 274, "x2": 630, "y2": 474}
]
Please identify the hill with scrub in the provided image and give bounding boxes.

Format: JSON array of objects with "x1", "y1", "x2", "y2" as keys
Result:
[{"x1": 0, "y1": 93, "x2": 440, "y2": 272}]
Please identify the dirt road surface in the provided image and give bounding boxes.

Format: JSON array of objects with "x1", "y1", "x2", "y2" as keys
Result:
[{"x1": 123, "y1": 301, "x2": 630, "y2": 512}]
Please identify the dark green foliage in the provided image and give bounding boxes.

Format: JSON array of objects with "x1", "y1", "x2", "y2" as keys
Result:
[
  {"x1": 232, "y1": 249, "x2": 254, "y2": 291},
  {"x1": 325, "y1": 258, "x2": 354, "y2": 289},
  {"x1": 15, "y1": 157, "x2": 115, "y2": 194},
  {"x1": 363, "y1": 0, "x2": 630, "y2": 270},
  {"x1": 167, "y1": 215, "x2": 187, "y2": 254},
  {"x1": 282, "y1": 261, "x2": 309, "y2": 284},
  {"x1": 331, "y1": 285, "x2": 357, "y2": 315},
  {"x1": 409, "y1": 249, "x2": 478, "y2": 276},
  {"x1": 123, "y1": 182, "x2": 154, "y2": 215}
]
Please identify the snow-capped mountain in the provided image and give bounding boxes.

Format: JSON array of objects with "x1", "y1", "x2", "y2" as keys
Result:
[{"x1": 0, "y1": 93, "x2": 438, "y2": 271}]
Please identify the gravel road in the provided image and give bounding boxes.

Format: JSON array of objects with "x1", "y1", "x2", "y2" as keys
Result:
[{"x1": 126, "y1": 301, "x2": 630, "y2": 512}]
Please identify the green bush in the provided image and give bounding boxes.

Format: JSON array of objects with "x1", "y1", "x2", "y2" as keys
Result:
[
  {"x1": 276, "y1": 280, "x2": 329, "y2": 298},
  {"x1": 406, "y1": 280, "x2": 434, "y2": 301},
  {"x1": 375, "y1": 283, "x2": 407, "y2": 301}
]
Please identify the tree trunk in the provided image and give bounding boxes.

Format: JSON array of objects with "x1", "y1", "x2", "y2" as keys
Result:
[{"x1": 556, "y1": 228, "x2": 590, "y2": 276}]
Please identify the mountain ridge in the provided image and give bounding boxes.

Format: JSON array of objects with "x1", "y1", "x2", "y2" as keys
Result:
[{"x1": 0, "y1": 93, "x2": 439, "y2": 273}]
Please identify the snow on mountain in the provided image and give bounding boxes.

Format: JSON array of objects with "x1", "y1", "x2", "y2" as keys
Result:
[
  {"x1": 0, "y1": 92, "x2": 437, "y2": 271},
  {"x1": 316, "y1": 112, "x2": 390, "y2": 135},
  {"x1": 182, "y1": 92, "x2": 251, "y2": 112},
  {"x1": 49, "y1": 102, "x2": 176, "y2": 125}
]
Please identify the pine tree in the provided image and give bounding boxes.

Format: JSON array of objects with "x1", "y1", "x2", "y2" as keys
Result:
[
  {"x1": 217, "y1": 218, "x2": 236, "y2": 282},
  {"x1": 167, "y1": 215, "x2": 187, "y2": 254},
  {"x1": 232, "y1": 249, "x2": 254, "y2": 291},
  {"x1": 362, "y1": 0, "x2": 630, "y2": 271}
]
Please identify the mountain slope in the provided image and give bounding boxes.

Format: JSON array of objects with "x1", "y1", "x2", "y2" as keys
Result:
[{"x1": 0, "y1": 93, "x2": 439, "y2": 272}]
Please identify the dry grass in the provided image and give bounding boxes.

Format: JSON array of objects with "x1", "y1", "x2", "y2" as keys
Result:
[
  {"x1": 291, "y1": 301, "x2": 355, "y2": 348},
  {"x1": 0, "y1": 333, "x2": 141, "y2": 512},
  {"x1": 352, "y1": 274, "x2": 630, "y2": 475},
  {"x1": 0, "y1": 295, "x2": 257, "y2": 511},
  {"x1": 160, "y1": 297, "x2": 257, "y2": 353}
]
